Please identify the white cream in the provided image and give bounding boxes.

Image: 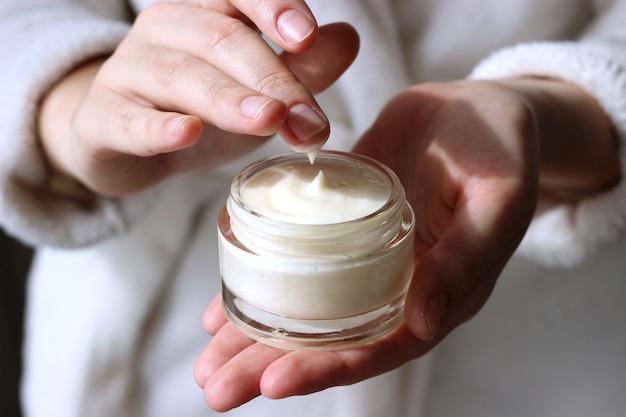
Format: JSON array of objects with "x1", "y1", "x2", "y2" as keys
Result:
[
  {"x1": 307, "y1": 150, "x2": 319, "y2": 164},
  {"x1": 219, "y1": 226, "x2": 414, "y2": 319},
  {"x1": 218, "y1": 151, "x2": 415, "y2": 341},
  {"x1": 239, "y1": 161, "x2": 390, "y2": 224}
]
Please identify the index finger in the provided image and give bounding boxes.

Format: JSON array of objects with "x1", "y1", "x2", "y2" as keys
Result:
[
  {"x1": 191, "y1": 0, "x2": 319, "y2": 52},
  {"x1": 128, "y1": 2, "x2": 329, "y2": 152}
]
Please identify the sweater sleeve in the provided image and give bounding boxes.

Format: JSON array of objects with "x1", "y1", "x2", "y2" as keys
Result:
[
  {"x1": 468, "y1": 1, "x2": 626, "y2": 267},
  {"x1": 0, "y1": 1, "x2": 157, "y2": 248}
]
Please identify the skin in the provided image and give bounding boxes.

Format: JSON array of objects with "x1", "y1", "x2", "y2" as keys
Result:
[
  {"x1": 37, "y1": 0, "x2": 621, "y2": 413},
  {"x1": 195, "y1": 77, "x2": 620, "y2": 412},
  {"x1": 39, "y1": 0, "x2": 359, "y2": 196}
]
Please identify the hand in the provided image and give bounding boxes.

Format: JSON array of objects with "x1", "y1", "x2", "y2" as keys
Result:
[
  {"x1": 38, "y1": 0, "x2": 359, "y2": 196},
  {"x1": 355, "y1": 78, "x2": 618, "y2": 341},
  {"x1": 194, "y1": 80, "x2": 541, "y2": 411},
  {"x1": 354, "y1": 80, "x2": 541, "y2": 341},
  {"x1": 194, "y1": 294, "x2": 445, "y2": 412},
  {"x1": 194, "y1": 78, "x2": 619, "y2": 411}
]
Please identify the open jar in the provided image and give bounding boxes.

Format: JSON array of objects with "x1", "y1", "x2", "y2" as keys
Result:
[{"x1": 217, "y1": 151, "x2": 415, "y2": 350}]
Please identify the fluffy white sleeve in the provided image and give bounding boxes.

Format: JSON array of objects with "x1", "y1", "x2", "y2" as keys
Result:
[
  {"x1": 469, "y1": 4, "x2": 626, "y2": 267},
  {"x1": 0, "y1": 2, "x2": 157, "y2": 248}
]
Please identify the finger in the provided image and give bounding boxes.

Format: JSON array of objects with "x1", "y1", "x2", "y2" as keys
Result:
[
  {"x1": 202, "y1": 293, "x2": 228, "y2": 335},
  {"x1": 77, "y1": 88, "x2": 203, "y2": 157},
  {"x1": 105, "y1": 47, "x2": 289, "y2": 136},
  {"x1": 193, "y1": 322, "x2": 255, "y2": 388},
  {"x1": 282, "y1": 22, "x2": 360, "y2": 94},
  {"x1": 193, "y1": 0, "x2": 319, "y2": 52},
  {"x1": 75, "y1": 84, "x2": 272, "y2": 196},
  {"x1": 404, "y1": 189, "x2": 531, "y2": 341},
  {"x1": 204, "y1": 341, "x2": 288, "y2": 412},
  {"x1": 260, "y1": 325, "x2": 431, "y2": 399},
  {"x1": 129, "y1": 2, "x2": 329, "y2": 151},
  {"x1": 70, "y1": 89, "x2": 205, "y2": 195},
  {"x1": 182, "y1": 0, "x2": 242, "y2": 20}
]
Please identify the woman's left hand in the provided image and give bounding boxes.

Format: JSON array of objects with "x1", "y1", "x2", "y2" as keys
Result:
[{"x1": 194, "y1": 78, "x2": 619, "y2": 411}]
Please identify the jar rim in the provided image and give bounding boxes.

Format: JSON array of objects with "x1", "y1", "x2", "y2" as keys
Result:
[
  {"x1": 225, "y1": 151, "x2": 410, "y2": 258},
  {"x1": 229, "y1": 150, "x2": 405, "y2": 229}
]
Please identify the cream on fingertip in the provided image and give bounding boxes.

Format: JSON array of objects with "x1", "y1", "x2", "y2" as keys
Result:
[{"x1": 307, "y1": 149, "x2": 319, "y2": 164}]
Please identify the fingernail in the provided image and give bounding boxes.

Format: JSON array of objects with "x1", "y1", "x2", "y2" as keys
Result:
[
  {"x1": 277, "y1": 9, "x2": 315, "y2": 46},
  {"x1": 241, "y1": 96, "x2": 274, "y2": 119},
  {"x1": 166, "y1": 115, "x2": 187, "y2": 134},
  {"x1": 287, "y1": 103, "x2": 327, "y2": 142},
  {"x1": 425, "y1": 292, "x2": 448, "y2": 340}
]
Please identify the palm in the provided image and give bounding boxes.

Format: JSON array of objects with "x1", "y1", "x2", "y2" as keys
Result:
[{"x1": 354, "y1": 82, "x2": 539, "y2": 334}]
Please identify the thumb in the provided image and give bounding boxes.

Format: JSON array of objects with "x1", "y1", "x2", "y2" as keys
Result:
[
  {"x1": 404, "y1": 193, "x2": 531, "y2": 341},
  {"x1": 281, "y1": 22, "x2": 359, "y2": 95}
]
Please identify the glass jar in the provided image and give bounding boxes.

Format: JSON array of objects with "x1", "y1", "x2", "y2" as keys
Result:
[{"x1": 218, "y1": 151, "x2": 415, "y2": 350}]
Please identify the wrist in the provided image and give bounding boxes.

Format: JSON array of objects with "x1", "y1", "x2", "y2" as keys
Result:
[{"x1": 495, "y1": 77, "x2": 620, "y2": 202}]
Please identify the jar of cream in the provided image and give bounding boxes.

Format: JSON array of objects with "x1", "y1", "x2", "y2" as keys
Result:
[{"x1": 218, "y1": 151, "x2": 415, "y2": 350}]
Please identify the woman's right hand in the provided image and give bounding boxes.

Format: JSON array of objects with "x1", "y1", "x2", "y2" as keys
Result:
[{"x1": 39, "y1": 0, "x2": 359, "y2": 196}]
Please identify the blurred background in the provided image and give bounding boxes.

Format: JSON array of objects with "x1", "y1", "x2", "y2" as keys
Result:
[{"x1": 1, "y1": 228, "x2": 32, "y2": 417}]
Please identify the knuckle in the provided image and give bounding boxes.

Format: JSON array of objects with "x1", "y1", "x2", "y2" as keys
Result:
[
  {"x1": 151, "y1": 53, "x2": 193, "y2": 86},
  {"x1": 107, "y1": 106, "x2": 138, "y2": 149},
  {"x1": 435, "y1": 243, "x2": 492, "y2": 305},
  {"x1": 463, "y1": 250, "x2": 492, "y2": 284},
  {"x1": 201, "y1": 17, "x2": 247, "y2": 54},
  {"x1": 202, "y1": 78, "x2": 238, "y2": 110},
  {"x1": 195, "y1": 78, "x2": 236, "y2": 109},
  {"x1": 253, "y1": 69, "x2": 299, "y2": 96},
  {"x1": 453, "y1": 250, "x2": 492, "y2": 303},
  {"x1": 104, "y1": 104, "x2": 155, "y2": 156},
  {"x1": 149, "y1": 53, "x2": 207, "y2": 105}
]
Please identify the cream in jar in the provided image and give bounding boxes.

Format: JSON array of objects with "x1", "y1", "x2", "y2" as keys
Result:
[{"x1": 218, "y1": 151, "x2": 415, "y2": 350}]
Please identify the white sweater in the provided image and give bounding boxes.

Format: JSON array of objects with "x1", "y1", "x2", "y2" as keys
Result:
[{"x1": 1, "y1": 0, "x2": 626, "y2": 416}]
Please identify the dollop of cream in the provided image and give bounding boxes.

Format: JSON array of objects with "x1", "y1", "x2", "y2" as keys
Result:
[
  {"x1": 305, "y1": 170, "x2": 328, "y2": 196},
  {"x1": 240, "y1": 160, "x2": 390, "y2": 224},
  {"x1": 307, "y1": 150, "x2": 319, "y2": 164}
]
